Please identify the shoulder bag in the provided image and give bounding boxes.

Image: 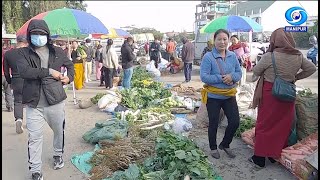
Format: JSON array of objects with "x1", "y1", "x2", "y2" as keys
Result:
[
  {"x1": 271, "y1": 53, "x2": 296, "y2": 102},
  {"x1": 41, "y1": 76, "x2": 67, "y2": 105}
]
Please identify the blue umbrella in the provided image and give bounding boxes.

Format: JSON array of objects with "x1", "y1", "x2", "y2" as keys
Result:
[{"x1": 200, "y1": 15, "x2": 263, "y2": 33}]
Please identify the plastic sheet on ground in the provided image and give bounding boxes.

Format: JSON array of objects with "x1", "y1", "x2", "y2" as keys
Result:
[
  {"x1": 71, "y1": 144, "x2": 100, "y2": 176},
  {"x1": 82, "y1": 119, "x2": 128, "y2": 144}
]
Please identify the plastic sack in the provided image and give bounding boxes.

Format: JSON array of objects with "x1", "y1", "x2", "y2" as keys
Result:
[
  {"x1": 279, "y1": 132, "x2": 318, "y2": 180},
  {"x1": 82, "y1": 119, "x2": 128, "y2": 144},
  {"x1": 196, "y1": 103, "x2": 209, "y2": 126},
  {"x1": 295, "y1": 94, "x2": 318, "y2": 140},
  {"x1": 241, "y1": 127, "x2": 255, "y2": 146},
  {"x1": 196, "y1": 103, "x2": 225, "y2": 127},
  {"x1": 146, "y1": 60, "x2": 161, "y2": 78},
  {"x1": 78, "y1": 98, "x2": 94, "y2": 109},
  {"x1": 103, "y1": 102, "x2": 118, "y2": 113},
  {"x1": 172, "y1": 117, "x2": 193, "y2": 136},
  {"x1": 97, "y1": 92, "x2": 121, "y2": 109}
]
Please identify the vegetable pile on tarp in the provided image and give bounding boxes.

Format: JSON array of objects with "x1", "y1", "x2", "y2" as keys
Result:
[
  {"x1": 89, "y1": 138, "x2": 155, "y2": 180},
  {"x1": 82, "y1": 119, "x2": 129, "y2": 144},
  {"x1": 115, "y1": 107, "x2": 175, "y2": 130},
  {"x1": 90, "y1": 131, "x2": 222, "y2": 180}
]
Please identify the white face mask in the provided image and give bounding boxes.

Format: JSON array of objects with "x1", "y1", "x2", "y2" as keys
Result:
[{"x1": 31, "y1": 35, "x2": 47, "y2": 47}]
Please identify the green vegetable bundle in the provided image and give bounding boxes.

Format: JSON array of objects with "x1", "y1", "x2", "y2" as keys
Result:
[
  {"x1": 140, "y1": 132, "x2": 220, "y2": 180},
  {"x1": 120, "y1": 88, "x2": 172, "y2": 110},
  {"x1": 234, "y1": 117, "x2": 255, "y2": 138},
  {"x1": 297, "y1": 88, "x2": 314, "y2": 97},
  {"x1": 91, "y1": 93, "x2": 106, "y2": 104},
  {"x1": 132, "y1": 66, "x2": 154, "y2": 82}
]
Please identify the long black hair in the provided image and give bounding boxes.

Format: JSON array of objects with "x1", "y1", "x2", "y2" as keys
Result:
[{"x1": 106, "y1": 39, "x2": 113, "y2": 53}]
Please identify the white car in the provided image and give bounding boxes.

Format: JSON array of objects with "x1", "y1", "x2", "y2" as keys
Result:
[
  {"x1": 249, "y1": 42, "x2": 269, "y2": 63},
  {"x1": 113, "y1": 45, "x2": 122, "y2": 57}
]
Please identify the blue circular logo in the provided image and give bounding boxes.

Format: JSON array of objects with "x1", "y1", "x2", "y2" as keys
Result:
[{"x1": 285, "y1": 7, "x2": 308, "y2": 26}]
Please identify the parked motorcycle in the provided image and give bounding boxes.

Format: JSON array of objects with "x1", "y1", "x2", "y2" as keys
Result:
[{"x1": 307, "y1": 35, "x2": 318, "y2": 66}]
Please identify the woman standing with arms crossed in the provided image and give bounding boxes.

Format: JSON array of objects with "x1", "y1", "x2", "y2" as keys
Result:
[
  {"x1": 249, "y1": 28, "x2": 316, "y2": 169},
  {"x1": 200, "y1": 29, "x2": 242, "y2": 159}
]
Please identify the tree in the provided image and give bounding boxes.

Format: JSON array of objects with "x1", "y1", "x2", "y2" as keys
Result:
[
  {"x1": 128, "y1": 27, "x2": 164, "y2": 40},
  {"x1": 66, "y1": 0, "x2": 87, "y2": 11}
]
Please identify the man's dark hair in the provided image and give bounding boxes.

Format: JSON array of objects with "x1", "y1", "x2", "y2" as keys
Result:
[
  {"x1": 214, "y1": 29, "x2": 230, "y2": 40},
  {"x1": 85, "y1": 39, "x2": 91, "y2": 43},
  {"x1": 168, "y1": 38, "x2": 172, "y2": 41},
  {"x1": 127, "y1": 37, "x2": 134, "y2": 42}
]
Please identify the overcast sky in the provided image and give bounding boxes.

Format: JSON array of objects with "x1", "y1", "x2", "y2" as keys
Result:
[
  {"x1": 85, "y1": 1, "x2": 200, "y2": 33},
  {"x1": 85, "y1": 1, "x2": 318, "y2": 33}
]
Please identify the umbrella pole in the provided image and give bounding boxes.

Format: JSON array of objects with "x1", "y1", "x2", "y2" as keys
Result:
[{"x1": 68, "y1": 37, "x2": 78, "y2": 105}]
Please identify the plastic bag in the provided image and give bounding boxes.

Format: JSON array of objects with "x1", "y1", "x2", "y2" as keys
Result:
[
  {"x1": 196, "y1": 103, "x2": 209, "y2": 126},
  {"x1": 183, "y1": 98, "x2": 194, "y2": 110},
  {"x1": 146, "y1": 61, "x2": 161, "y2": 78},
  {"x1": 97, "y1": 93, "x2": 121, "y2": 109},
  {"x1": 103, "y1": 102, "x2": 118, "y2": 113},
  {"x1": 172, "y1": 117, "x2": 193, "y2": 136}
]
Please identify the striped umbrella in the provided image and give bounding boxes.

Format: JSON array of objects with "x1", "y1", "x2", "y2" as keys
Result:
[
  {"x1": 16, "y1": 8, "x2": 109, "y2": 38},
  {"x1": 92, "y1": 28, "x2": 131, "y2": 39},
  {"x1": 200, "y1": 15, "x2": 263, "y2": 33}
]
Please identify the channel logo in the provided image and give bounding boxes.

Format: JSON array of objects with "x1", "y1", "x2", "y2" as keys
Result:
[{"x1": 284, "y1": 7, "x2": 308, "y2": 32}]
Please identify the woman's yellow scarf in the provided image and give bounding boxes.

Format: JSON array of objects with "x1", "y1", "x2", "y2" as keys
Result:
[{"x1": 201, "y1": 84, "x2": 237, "y2": 104}]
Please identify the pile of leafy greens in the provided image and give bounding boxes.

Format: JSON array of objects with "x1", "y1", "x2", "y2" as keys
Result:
[{"x1": 103, "y1": 132, "x2": 220, "y2": 180}]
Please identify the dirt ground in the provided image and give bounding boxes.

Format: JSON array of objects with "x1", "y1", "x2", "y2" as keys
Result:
[{"x1": 2, "y1": 53, "x2": 318, "y2": 180}]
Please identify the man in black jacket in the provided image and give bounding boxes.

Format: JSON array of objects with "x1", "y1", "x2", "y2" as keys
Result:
[
  {"x1": 149, "y1": 37, "x2": 161, "y2": 68},
  {"x1": 3, "y1": 35, "x2": 29, "y2": 134},
  {"x1": 121, "y1": 37, "x2": 135, "y2": 89},
  {"x1": 16, "y1": 19, "x2": 74, "y2": 180}
]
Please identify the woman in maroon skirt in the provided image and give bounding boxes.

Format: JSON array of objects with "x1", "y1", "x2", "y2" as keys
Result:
[{"x1": 250, "y1": 28, "x2": 316, "y2": 169}]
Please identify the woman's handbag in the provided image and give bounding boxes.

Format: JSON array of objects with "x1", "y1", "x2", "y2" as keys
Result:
[
  {"x1": 41, "y1": 76, "x2": 67, "y2": 105},
  {"x1": 111, "y1": 58, "x2": 120, "y2": 77},
  {"x1": 271, "y1": 53, "x2": 296, "y2": 102}
]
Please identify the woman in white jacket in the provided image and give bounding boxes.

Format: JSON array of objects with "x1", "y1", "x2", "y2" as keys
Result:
[{"x1": 101, "y1": 39, "x2": 119, "y2": 89}]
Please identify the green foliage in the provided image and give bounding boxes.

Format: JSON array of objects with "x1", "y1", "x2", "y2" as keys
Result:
[
  {"x1": 140, "y1": 132, "x2": 219, "y2": 180},
  {"x1": 292, "y1": 21, "x2": 318, "y2": 48},
  {"x1": 128, "y1": 27, "x2": 164, "y2": 40},
  {"x1": 234, "y1": 117, "x2": 255, "y2": 138},
  {"x1": 2, "y1": 0, "x2": 87, "y2": 34},
  {"x1": 90, "y1": 93, "x2": 106, "y2": 104}
]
